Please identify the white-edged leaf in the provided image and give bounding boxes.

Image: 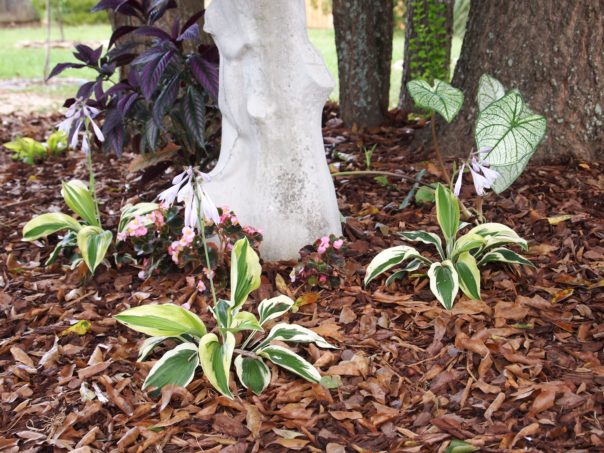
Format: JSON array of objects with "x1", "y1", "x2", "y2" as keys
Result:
[
  {"x1": 230, "y1": 311, "x2": 263, "y2": 332},
  {"x1": 257, "y1": 345, "x2": 321, "y2": 383},
  {"x1": 455, "y1": 252, "x2": 481, "y2": 300},
  {"x1": 138, "y1": 336, "x2": 170, "y2": 362},
  {"x1": 198, "y1": 332, "x2": 235, "y2": 398},
  {"x1": 478, "y1": 247, "x2": 534, "y2": 267},
  {"x1": 118, "y1": 202, "x2": 160, "y2": 233},
  {"x1": 407, "y1": 79, "x2": 464, "y2": 123},
  {"x1": 234, "y1": 355, "x2": 271, "y2": 395},
  {"x1": 476, "y1": 91, "x2": 546, "y2": 167},
  {"x1": 142, "y1": 343, "x2": 199, "y2": 391},
  {"x1": 230, "y1": 238, "x2": 261, "y2": 311},
  {"x1": 384, "y1": 259, "x2": 425, "y2": 286},
  {"x1": 428, "y1": 260, "x2": 459, "y2": 310},
  {"x1": 22, "y1": 212, "x2": 81, "y2": 241},
  {"x1": 61, "y1": 180, "x2": 99, "y2": 226},
  {"x1": 468, "y1": 223, "x2": 528, "y2": 250},
  {"x1": 435, "y1": 183, "x2": 460, "y2": 242},
  {"x1": 255, "y1": 323, "x2": 336, "y2": 351},
  {"x1": 452, "y1": 233, "x2": 486, "y2": 258},
  {"x1": 115, "y1": 303, "x2": 207, "y2": 338},
  {"x1": 399, "y1": 230, "x2": 445, "y2": 259},
  {"x1": 364, "y1": 245, "x2": 428, "y2": 285},
  {"x1": 76, "y1": 226, "x2": 112, "y2": 273},
  {"x1": 476, "y1": 74, "x2": 506, "y2": 112},
  {"x1": 258, "y1": 295, "x2": 294, "y2": 325},
  {"x1": 209, "y1": 299, "x2": 231, "y2": 329}
]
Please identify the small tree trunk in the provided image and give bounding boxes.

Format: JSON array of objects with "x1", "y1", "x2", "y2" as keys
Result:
[
  {"x1": 398, "y1": 0, "x2": 453, "y2": 111},
  {"x1": 332, "y1": 0, "x2": 393, "y2": 128},
  {"x1": 43, "y1": 0, "x2": 51, "y2": 80},
  {"x1": 441, "y1": 0, "x2": 604, "y2": 162}
]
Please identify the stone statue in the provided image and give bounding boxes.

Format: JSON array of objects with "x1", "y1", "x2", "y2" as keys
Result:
[{"x1": 203, "y1": 0, "x2": 342, "y2": 261}]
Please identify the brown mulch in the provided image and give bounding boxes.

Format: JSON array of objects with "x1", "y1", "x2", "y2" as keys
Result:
[{"x1": 0, "y1": 111, "x2": 603, "y2": 452}]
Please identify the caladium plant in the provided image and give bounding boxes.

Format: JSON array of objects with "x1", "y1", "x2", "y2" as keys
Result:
[
  {"x1": 115, "y1": 237, "x2": 336, "y2": 397},
  {"x1": 48, "y1": 0, "x2": 219, "y2": 162},
  {"x1": 364, "y1": 184, "x2": 533, "y2": 309}
]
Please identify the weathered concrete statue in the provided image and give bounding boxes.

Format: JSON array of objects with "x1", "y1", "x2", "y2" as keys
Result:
[{"x1": 203, "y1": 0, "x2": 342, "y2": 261}]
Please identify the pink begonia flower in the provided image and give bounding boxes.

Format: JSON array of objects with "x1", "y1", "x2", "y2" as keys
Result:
[
  {"x1": 138, "y1": 270, "x2": 146, "y2": 280},
  {"x1": 117, "y1": 232, "x2": 127, "y2": 241},
  {"x1": 197, "y1": 280, "x2": 206, "y2": 292},
  {"x1": 319, "y1": 275, "x2": 328, "y2": 283},
  {"x1": 182, "y1": 302, "x2": 191, "y2": 310},
  {"x1": 203, "y1": 268, "x2": 215, "y2": 279},
  {"x1": 181, "y1": 226, "x2": 195, "y2": 245},
  {"x1": 333, "y1": 239, "x2": 344, "y2": 250},
  {"x1": 231, "y1": 215, "x2": 239, "y2": 224},
  {"x1": 186, "y1": 276, "x2": 196, "y2": 288},
  {"x1": 226, "y1": 242, "x2": 233, "y2": 252},
  {"x1": 146, "y1": 210, "x2": 164, "y2": 227},
  {"x1": 317, "y1": 236, "x2": 330, "y2": 254}
]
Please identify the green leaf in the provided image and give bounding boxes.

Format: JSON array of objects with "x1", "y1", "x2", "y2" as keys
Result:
[
  {"x1": 198, "y1": 332, "x2": 235, "y2": 398},
  {"x1": 451, "y1": 233, "x2": 486, "y2": 258},
  {"x1": 435, "y1": 183, "x2": 460, "y2": 242},
  {"x1": 45, "y1": 230, "x2": 78, "y2": 265},
  {"x1": 76, "y1": 226, "x2": 112, "y2": 274},
  {"x1": 138, "y1": 336, "x2": 170, "y2": 362},
  {"x1": 384, "y1": 259, "x2": 425, "y2": 286},
  {"x1": 364, "y1": 245, "x2": 428, "y2": 285},
  {"x1": 22, "y1": 212, "x2": 81, "y2": 241},
  {"x1": 468, "y1": 223, "x2": 528, "y2": 250},
  {"x1": 476, "y1": 74, "x2": 506, "y2": 112},
  {"x1": 455, "y1": 252, "x2": 481, "y2": 300},
  {"x1": 428, "y1": 260, "x2": 459, "y2": 310},
  {"x1": 414, "y1": 185, "x2": 435, "y2": 204},
  {"x1": 234, "y1": 355, "x2": 271, "y2": 395},
  {"x1": 230, "y1": 311, "x2": 263, "y2": 333},
  {"x1": 255, "y1": 323, "x2": 336, "y2": 351},
  {"x1": 118, "y1": 202, "x2": 160, "y2": 234},
  {"x1": 230, "y1": 238, "x2": 261, "y2": 311},
  {"x1": 399, "y1": 230, "x2": 445, "y2": 259},
  {"x1": 258, "y1": 345, "x2": 321, "y2": 383},
  {"x1": 142, "y1": 343, "x2": 199, "y2": 392},
  {"x1": 445, "y1": 439, "x2": 479, "y2": 453},
  {"x1": 489, "y1": 152, "x2": 532, "y2": 194},
  {"x1": 115, "y1": 303, "x2": 207, "y2": 338},
  {"x1": 475, "y1": 91, "x2": 546, "y2": 168},
  {"x1": 258, "y1": 295, "x2": 295, "y2": 325},
  {"x1": 478, "y1": 247, "x2": 534, "y2": 267},
  {"x1": 61, "y1": 180, "x2": 99, "y2": 227},
  {"x1": 407, "y1": 79, "x2": 464, "y2": 122},
  {"x1": 209, "y1": 299, "x2": 231, "y2": 329},
  {"x1": 181, "y1": 86, "x2": 206, "y2": 147}
]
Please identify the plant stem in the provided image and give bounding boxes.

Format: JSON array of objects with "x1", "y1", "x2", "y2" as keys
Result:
[
  {"x1": 332, "y1": 170, "x2": 434, "y2": 188},
  {"x1": 193, "y1": 178, "x2": 218, "y2": 307},
  {"x1": 84, "y1": 141, "x2": 101, "y2": 225},
  {"x1": 431, "y1": 111, "x2": 451, "y2": 185}
]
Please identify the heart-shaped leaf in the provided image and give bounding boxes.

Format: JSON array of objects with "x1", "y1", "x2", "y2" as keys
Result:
[{"x1": 407, "y1": 79, "x2": 464, "y2": 123}]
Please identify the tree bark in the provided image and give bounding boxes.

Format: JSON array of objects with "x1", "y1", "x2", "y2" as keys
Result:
[
  {"x1": 333, "y1": 0, "x2": 394, "y2": 128},
  {"x1": 398, "y1": 0, "x2": 454, "y2": 111},
  {"x1": 441, "y1": 0, "x2": 604, "y2": 162}
]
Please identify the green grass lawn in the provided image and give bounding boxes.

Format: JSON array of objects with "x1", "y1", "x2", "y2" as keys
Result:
[{"x1": 0, "y1": 24, "x2": 458, "y2": 110}]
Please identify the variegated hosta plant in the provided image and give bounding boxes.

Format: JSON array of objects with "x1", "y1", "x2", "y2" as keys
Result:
[
  {"x1": 22, "y1": 179, "x2": 112, "y2": 274},
  {"x1": 364, "y1": 184, "x2": 533, "y2": 309},
  {"x1": 115, "y1": 237, "x2": 335, "y2": 398}
]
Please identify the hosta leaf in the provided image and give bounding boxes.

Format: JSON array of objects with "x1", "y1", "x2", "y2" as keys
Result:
[
  {"x1": 399, "y1": 230, "x2": 445, "y2": 259},
  {"x1": 364, "y1": 245, "x2": 428, "y2": 285},
  {"x1": 478, "y1": 247, "x2": 534, "y2": 267},
  {"x1": 61, "y1": 180, "x2": 99, "y2": 227},
  {"x1": 258, "y1": 345, "x2": 321, "y2": 383},
  {"x1": 22, "y1": 212, "x2": 81, "y2": 241},
  {"x1": 384, "y1": 259, "x2": 425, "y2": 286},
  {"x1": 258, "y1": 295, "x2": 295, "y2": 325},
  {"x1": 234, "y1": 355, "x2": 271, "y2": 395},
  {"x1": 468, "y1": 223, "x2": 528, "y2": 251},
  {"x1": 428, "y1": 260, "x2": 459, "y2": 310},
  {"x1": 198, "y1": 332, "x2": 235, "y2": 398},
  {"x1": 115, "y1": 303, "x2": 207, "y2": 338},
  {"x1": 455, "y1": 252, "x2": 481, "y2": 300},
  {"x1": 209, "y1": 299, "x2": 231, "y2": 329},
  {"x1": 255, "y1": 323, "x2": 336, "y2": 351},
  {"x1": 476, "y1": 74, "x2": 506, "y2": 112},
  {"x1": 142, "y1": 343, "x2": 199, "y2": 392},
  {"x1": 45, "y1": 230, "x2": 77, "y2": 265},
  {"x1": 138, "y1": 336, "x2": 170, "y2": 362},
  {"x1": 407, "y1": 79, "x2": 464, "y2": 123},
  {"x1": 451, "y1": 233, "x2": 486, "y2": 258},
  {"x1": 475, "y1": 91, "x2": 546, "y2": 168},
  {"x1": 231, "y1": 311, "x2": 263, "y2": 333},
  {"x1": 76, "y1": 226, "x2": 112, "y2": 274},
  {"x1": 435, "y1": 184, "x2": 460, "y2": 242},
  {"x1": 230, "y1": 238, "x2": 261, "y2": 312},
  {"x1": 118, "y1": 202, "x2": 160, "y2": 234}
]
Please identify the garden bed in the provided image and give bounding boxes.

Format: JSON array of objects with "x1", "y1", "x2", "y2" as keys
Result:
[{"x1": 0, "y1": 112, "x2": 603, "y2": 452}]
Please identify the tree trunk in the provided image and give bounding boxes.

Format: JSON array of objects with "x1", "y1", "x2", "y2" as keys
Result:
[
  {"x1": 441, "y1": 0, "x2": 604, "y2": 162},
  {"x1": 333, "y1": 0, "x2": 393, "y2": 128},
  {"x1": 398, "y1": 0, "x2": 454, "y2": 111}
]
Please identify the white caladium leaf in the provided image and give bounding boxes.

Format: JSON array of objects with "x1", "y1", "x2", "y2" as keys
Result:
[
  {"x1": 198, "y1": 332, "x2": 235, "y2": 398},
  {"x1": 142, "y1": 343, "x2": 199, "y2": 392},
  {"x1": 455, "y1": 252, "x2": 481, "y2": 301},
  {"x1": 435, "y1": 184, "x2": 460, "y2": 242},
  {"x1": 257, "y1": 345, "x2": 321, "y2": 383},
  {"x1": 478, "y1": 247, "x2": 534, "y2": 267},
  {"x1": 230, "y1": 238, "x2": 261, "y2": 311},
  {"x1": 22, "y1": 212, "x2": 81, "y2": 241},
  {"x1": 428, "y1": 260, "x2": 459, "y2": 310},
  {"x1": 476, "y1": 74, "x2": 506, "y2": 112},
  {"x1": 137, "y1": 336, "x2": 170, "y2": 362},
  {"x1": 76, "y1": 226, "x2": 112, "y2": 273},
  {"x1": 364, "y1": 245, "x2": 429, "y2": 285},
  {"x1": 255, "y1": 323, "x2": 336, "y2": 351},
  {"x1": 468, "y1": 223, "x2": 528, "y2": 251},
  {"x1": 407, "y1": 79, "x2": 464, "y2": 123},
  {"x1": 258, "y1": 295, "x2": 295, "y2": 325},
  {"x1": 234, "y1": 355, "x2": 271, "y2": 395},
  {"x1": 61, "y1": 180, "x2": 100, "y2": 227},
  {"x1": 399, "y1": 231, "x2": 445, "y2": 259},
  {"x1": 475, "y1": 91, "x2": 547, "y2": 168},
  {"x1": 115, "y1": 303, "x2": 207, "y2": 338},
  {"x1": 230, "y1": 311, "x2": 263, "y2": 332},
  {"x1": 118, "y1": 202, "x2": 160, "y2": 233},
  {"x1": 490, "y1": 152, "x2": 531, "y2": 194}
]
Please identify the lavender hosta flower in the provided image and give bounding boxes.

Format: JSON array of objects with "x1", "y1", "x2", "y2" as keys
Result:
[
  {"x1": 454, "y1": 147, "x2": 499, "y2": 197},
  {"x1": 58, "y1": 98, "x2": 104, "y2": 151}
]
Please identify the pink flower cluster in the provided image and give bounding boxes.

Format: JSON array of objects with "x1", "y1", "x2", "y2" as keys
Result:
[
  {"x1": 219, "y1": 207, "x2": 239, "y2": 225},
  {"x1": 117, "y1": 210, "x2": 165, "y2": 241},
  {"x1": 168, "y1": 226, "x2": 196, "y2": 264},
  {"x1": 317, "y1": 236, "x2": 343, "y2": 254}
]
